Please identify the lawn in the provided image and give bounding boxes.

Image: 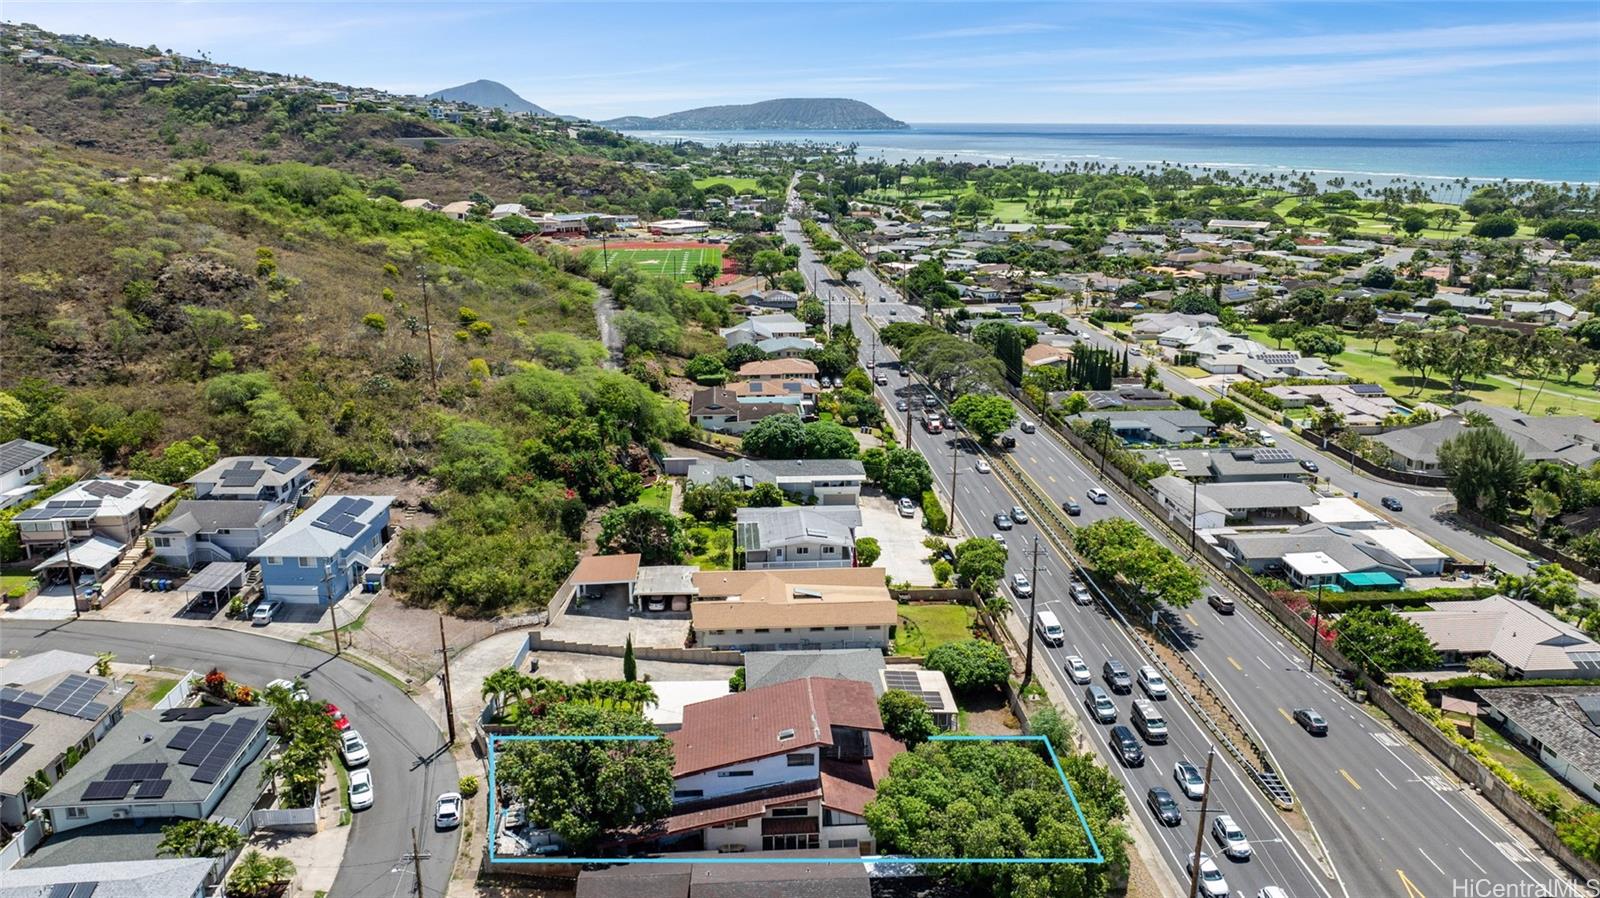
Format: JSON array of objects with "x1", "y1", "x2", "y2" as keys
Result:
[
  {"x1": 1, "y1": 573, "x2": 34, "y2": 596},
  {"x1": 693, "y1": 176, "x2": 763, "y2": 195},
  {"x1": 685, "y1": 523, "x2": 733, "y2": 570},
  {"x1": 1475, "y1": 723, "x2": 1586, "y2": 812},
  {"x1": 600, "y1": 247, "x2": 723, "y2": 279},
  {"x1": 636, "y1": 481, "x2": 672, "y2": 512},
  {"x1": 122, "y1": 673, "x2": 182, "y2": 710},
  {"x1": 893, "y1": 602, "x2": 977, "y2": 656}
]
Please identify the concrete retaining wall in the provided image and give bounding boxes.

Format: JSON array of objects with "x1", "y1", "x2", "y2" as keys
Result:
[{"x1": 526, "y1": 631, "x2": 743, "y2": 666}]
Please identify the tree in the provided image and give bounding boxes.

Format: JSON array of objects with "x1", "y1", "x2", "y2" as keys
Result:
[
  {"x1": 1267, "y1": 320, "x2": 1301, "y2": 348},
  {"x1": 598, "y1": 504, "x2": 683, "y2": 564},
  {"x1": 681, "y1": 476, "x2": 743, "y2": 523},
  {"x1": 882, "y1": 448, "x2": 934, "y2": 499},
  {"x1": 948, "y1": 393, "x2": 1018, "y2": 444},
  {"x1": 499, "y1": 703, "x2": 674, "y2": 850},
  {"x1": 878, "y1": 689, "x2": 938, "y2": 747},
  {"x1": 684, "y1": 354, "x2": 727, "y2": 384},
  {"x1": 1559, "y1": 810, "x2": 1600, "y2": 864},
  {"x1": 953, "y1": 537, "x2": 1009, "y2": 593},
  {"x1": 728, "y1": 666, "x2": 745, "y2": 691},
  {"x1": 1205, "y1": 398, "x2": 1246, "y2": 429},
  {"x1": 752, "y1": 249, "x2": 793, "y2": 289},
  {"x1": 1472, "y1": 215, "x2": 1519, "y2": 239},
  {"x1": 1027, "y1": 705, "x2": 1076, "y2": 757},
  {"x1": 1333, "y1": 607, "x2": 1439, "y2": 679},
  {"x1": 865, "y1": 741, "x2": 1127, "y2": 898},
  {"x1": 157, "y1": 819, "x2": 245, "y2": 858},
  {"x1": 1497, "y1": 564, "x2": 1578, "y2": 612},
  {"x1": 855, "y1": 536, "x2": 882, "y2": 566},
  {"x1": 799, "y1": 420, "x2": 860, "y2": 459},
  {"x1": 620, "y1": 635, "x2": 638, "y2": 683},
  {"x1": 481, "y1": 667, "x2": 534, "y2": 719},
  {"x1": 226, "y1": 850, "x2": 296, "y2": 898},
  {"x1": 691, "y1": 261, "x2": 721, "y2": 290},
  {"x1": 1401, "y1": 211, "x2": 1429, "y2": 235},
  {"x1": 1291, "y1": 325, "x2": 1346, "y2": 359},
  {"x1": 1437, "y1": 426, "x2": 1525, "y2": 522},
  {"x1": 747, "y1": 481, "x2": 785, "y2": 507},
  {"x1": 1072, "y1": 518, "x2": 1202, "y2": 607},
  {"x1": 434, "y1": 421, "x2": 513, "y2": 493},
  {"x1": 741, "y1": 414, "x2": 806, "y2": 458},
  {"x1": 1061, "y1": 392, "x2": 1089, "y2": 415},
  {"x1": 925, "y1": 639, "x2": 1010, "y2": 693},
  {"x1": 1528, "y1": 488, "x2": 1563, "y2": 536},
  {"x1": 828, "y1": 250, "x2": 865, "y2": 284}
]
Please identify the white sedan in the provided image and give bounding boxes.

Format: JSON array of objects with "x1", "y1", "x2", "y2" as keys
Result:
[
  {"x1": 348, "y1": 768, "x2": 374, "y2": 811},
  {"x1": 1188, "y1": 853, "x2": 1229, "y2": 898},
  {"x1": 975, "y1": 458, "x2": 991, "y2": 474},
  {"x1": 1063, "y1": 655, "x2": 1092, "y2": 685},
  {"x1": 435, "y1": 791, "x2": 463, "y2": 829},
  {"x1": 340, "y1": 729, "x2": 370, "y2": 767}
]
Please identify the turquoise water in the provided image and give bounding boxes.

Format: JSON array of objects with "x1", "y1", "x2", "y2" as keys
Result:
[{"x1": 624, "y1": 123, "x2": 1600, "y2": 189}]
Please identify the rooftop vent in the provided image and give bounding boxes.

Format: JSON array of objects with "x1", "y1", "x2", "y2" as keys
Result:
[{"x1": 777, "y1": 728, "x2": 796, "y2": 741}]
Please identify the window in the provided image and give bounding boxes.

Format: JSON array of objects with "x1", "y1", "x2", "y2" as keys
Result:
[
  {"x1": 795, "y1": 547, "x2": 809, "y2": 555},
  {"x1": 828, "y1": 839, "x2": 859, "y2": 848},
  {"x1": 834, "y1": 626, "x2": 848, "y2": 631},
  {"x1": 715, "y1": 819, "x2": 749, "y2": 829},
  {"x1": 823, "y1": 546, "x2": 835, "y2": 554},
  {"x1": 824, "y1": 809, "x2": 866, "y2": 826},
  {"x1": 764, "y1": 834, "x2": 819, "y2": 851},
  {"x1": 674, "y1": 789, "x2": 703, "y2": 800},
  {"x1": 717, "y1": 770, "x2": 755, "y2": 778},
  {"x1": 786, "y1": 753, "x2": 814, "y2": 767},
  {"x1": 266, "y1": 557, "x2": 281, "y2": 566},
  {"x1": 65, "y1": 807, "x2": 87, "y2": 819},
  {"x1": 153, "y1": 537, "x2": 170, "y2": 548},
  {"x1": 755, "y1": 628, "x2": 770, "y2": 634},
  {"x1": 769, "y1": 806, "x2": 810, "y2": 818},
  {"x1": 299, "y1": 557, "x2": 317, "y2": 568},
  {"x1": 809, "y1": 627, "x2": 824, "y2": 632}
]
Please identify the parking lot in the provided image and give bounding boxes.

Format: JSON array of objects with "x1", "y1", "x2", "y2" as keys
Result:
[{"x1": 856, "y1": 491, "x2": 943, "y2": 586}]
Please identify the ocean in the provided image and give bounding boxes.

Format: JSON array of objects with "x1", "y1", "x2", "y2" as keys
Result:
[{"x1": 621, "y1": 123, "x2": 1600, "y2": 190}]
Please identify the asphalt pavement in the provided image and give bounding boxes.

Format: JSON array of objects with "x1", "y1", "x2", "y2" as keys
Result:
[{"x1": 4, "y1": 619, "x2": 460, "y2": 898}]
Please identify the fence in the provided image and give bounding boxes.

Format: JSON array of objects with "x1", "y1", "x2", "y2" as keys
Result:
[
  {"x1": 0, "y1": 819, "x2": 44, "y2": 871},
  {"x1": 525, "y1": 632, "x2": 743, "y2": 666},
  {"x1": 894, "y1": 588, "x2": 979, "y2": 604},
  {"x1": 1367, "y1": 683, "x2": 1600, "y2": 883},
  {"x1": 153, "y1": 670, "x2": 200, "y2": 712},
  {"x1": 1457, "y1": 509, "x2": 1600, "y2": 581},
  {"x1": 1308, "y1": 438, "x2": 1450, "y2": 487}
]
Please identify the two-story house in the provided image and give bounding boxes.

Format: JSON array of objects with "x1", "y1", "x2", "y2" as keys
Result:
[
  {"x1": 735, "y1": 506, "x2": 861, "y2": 570},
  {"x1": 15, "y1": 478, "x2": 178, "y2": 563},
  {"x1": 686, "y1": 459, "x2": 865, "y2": 506},
  {"x1": 147, "y1": 500, "x2": 293, "y2": 569},
  {"x1": 689, "y1": 387, "x2": 797, "y2": 436},
  {"x1": 249, "y1": 494, "x2": 394, "y2": 606},
  {"x1": 0, "y1": 653, "x2": 125, "y2": 828},
  {"x1": 0, "y1": 438, "x2": 55, "y2": 510},
  {"x1": 187, "y1": 456, "x2": 317, "y2": 505}
]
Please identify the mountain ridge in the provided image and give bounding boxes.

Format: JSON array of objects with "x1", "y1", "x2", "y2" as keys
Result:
[
  {"x1": 601, "y1": 97, "x2": 908, "y2": 131},
  {"x1": 428, "y1": 79, "x2": 556, "y2": 116}
]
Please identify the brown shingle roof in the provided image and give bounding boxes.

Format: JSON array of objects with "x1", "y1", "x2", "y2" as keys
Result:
[
  {"x1": 738, "y1": 359, "x2": 819, "y2": 378},
  {"x1": 668, "y1": 678, "x2": 883, "y2": 776},
  {"x1": 570, "y1": 553, "x2": 640, "y2": 585}
]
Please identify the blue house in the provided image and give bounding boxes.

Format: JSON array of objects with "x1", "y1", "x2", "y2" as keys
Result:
[{"x1": 249, "y1": 495, "x2": 393, "y2": 606}]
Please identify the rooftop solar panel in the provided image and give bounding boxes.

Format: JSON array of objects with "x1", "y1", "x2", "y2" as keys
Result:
[
  {"x1": 47, "y1": 884, "x2": 99, "y2": 898},
  {"x1": 0, "y1": 699, "x2": 29, "y2": 720},
  {"x1": 135, "y1": 779, "x2": 171, "y2": 800},
  {"x1": 269, "y1": 457, "x2": 301, "y2": 473},
  {"x1": 917, "y1": 690, "x2": 946, "y2": 711},
  {"x1": 82, "y1": 481, "x2": 134, "y2": 499},
  {"x1": 179, "y1": 721, "x2": 231, "y2": 765},
  {"x1": 0, "y1": 718, "x2": 36, "y2": 754},
  {"x1": 167, "y1": 725, "x2": 203, "y2": 751},
  {"x1": 1254, "y1": 447, "x2": 1294, "y2": 463},
  {"x1": 345, "y1": 498, "x2": 373, "y2": 515},
  {"x1": 81, "y1": 779, "x2": 133, "y2": 801},
  {"x1": 338, "y1": 519, "x2": 365, "y2": 538},
  {"x1": 107, "y1": 763, "x2": 167, "y2": 781}
]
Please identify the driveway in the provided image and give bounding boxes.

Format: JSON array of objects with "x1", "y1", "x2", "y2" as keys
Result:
[
  {"x1": 542, "y1": 588, "x2": 690, "y2": 649},
  {"x1": 857, "y1": 492, "x2": 940, "y2": 586}
]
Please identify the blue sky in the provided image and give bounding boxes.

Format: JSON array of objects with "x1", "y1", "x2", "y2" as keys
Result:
[{"x1": 7, "y1": 1, "x2": 1599, "y2": 124}]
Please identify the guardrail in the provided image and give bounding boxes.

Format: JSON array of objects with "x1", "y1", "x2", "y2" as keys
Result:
[{"x1": 987, "y1": 448, "x2": 1297, "y2": 811}]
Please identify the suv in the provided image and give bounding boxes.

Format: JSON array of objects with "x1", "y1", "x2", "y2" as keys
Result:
[
  {"x1": 1010, "y1": 573, "x2": 1033, "y2": 598},
  {"x1": 1137, "y1": 666, "x2": 1169, "y2": 700},
  {"x1": 993, "y1": 512, "x2": 1014, "y2": 530},
  {"x1": 1019, "y1": 420, "x2": 1037, "y2": 434},
  {"x1": 1086, "y1": 488, "x2": 1109, "y2": 505},
  {"x1": 1208, "y1": 592, "x2": 1235, "y2": 614},
  {"x1": 1381, "y1": 495, "x2": 1404, "y2": 512},
  {"x1": 1083, "y1": 686, "x2": 1117, "y2": 724},
  {"x1": 1103, "y1": 659, "x2": 1132, "y2": 694},
  {"x1": 1108, "y1": 725, "x2": 1145, "y2": 767},
  {"x1": 1211, "y1": 814, "x2": 1252, "y2": 859},
  {"x1": 1063, "y1": 498, "x2": 1082, "y2": 516},
  {"x1": 1070, "y1": 582, "x2": 1093, "y2": 605},
  {"x1": 1146, "y1": 786, "x2": 1181, "y2": 826},
  {"x1": 1009, "y1": 505, "x2": 1029, "y2": 524}
]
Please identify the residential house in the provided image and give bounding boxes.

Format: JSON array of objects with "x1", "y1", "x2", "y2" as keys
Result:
[
  {"x1": 689, "y1": 568, "x2": 896, "y2": 651},
  {"x1": 249, "y1": 494, "x2": 394, "y2": 606},
  {"x1": 188, "y1": 456, "x2": 316, "y2": 504},
  {"x1": 1266, "y1": 383, "x2": 1402, "y2": 429},
  {"x1": 1022, "y1": 343, "x2": 1073, "y2": 369},
  {"x1": 146, "y1": 500, "x2": 292, "y2": 569},
  {"x1": 735, "y1": 506, "x2": 861, "y2": 570},
  {"x1": 689, "y1": 387, "x2": 796, "y2": 436},
  {"x1": 1204, "y1": 447, "x2": 1311, "y2": 483},
  {"x1": 0, "y1": 438, "x2": 55, "y2": 510},
  {"x1": 1477, "y1": 688, "x2": 1600, "y2": 805},
  {"x1": 1069, "y1": 409, "x2": 1215, "y2": 445},
  {"x1": 725, "y1": 379, "x2": 819, "y2": 410},
  {"x1": 1131, "y1": 312, "x2": 1218, "y2": 338},
  {"x1": 1208, "y1": 219, "x2": 1271, "y2": 233},
  {"x1": 686, "y1": 459, "x2": 865, "y2": 506},
  {"x1": 755, "y1": 336, "x2": 820, "y2": 359},
  {"x1": 1403, "y1": 596, "x2": 1600, "y2": 679},
  {"x1": 1151, "y1": 476, "x2": 1317, "y2": 530},
  {"x1": 439, "y1": 200, "x2": 475, "y2": 220},
  {"x1": 1214, "y1": 523, "x2": 1438, "y2": 588},
  {"x1": 745, "y1": 650, "x2": 886, "y2": 694},
  {"x1": 1069, "y1": 387, "x2": 1175, "y2": 410},
  {"x1": 654, "y1": 677, "x2": 903, "y2": 853},
  {"x1": 573, "y1": 849, "x2": 870, "y2": 897},
  {"x1": 1373, "y1": 402, "x2": 1600, "y2": 472},
  {"x1": 489, "y1": 203, "x2": 529, "y2": 220},
  {"x1": 1504, "y1": 300, "x2": 1579, "y2": 323},
  {"x1": 1418, "y1": 294, "x2": 1493, "y2": 315},
  {"x1": 720, "y1": 314, "x2": 807, "y2": 348},
  {"x1": 399, "y1": 198, "x2": 440, "y2": 212},
  {"x1": 15, "y1": 478, "x2": 178, "y2": 561},
  {"x1": 737, "y1": 359, "x2": 818, "y2": 382},
  {"x1": 0, "y1": 660, "x2": 124, "y2": 828},
  {"x1": 0, "y1": 859, "x2": 212, "y2": 898}
]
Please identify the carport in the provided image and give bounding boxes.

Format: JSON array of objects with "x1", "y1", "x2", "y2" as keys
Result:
[
  {"x1": 180, "y1": 561, "x2": 248, "y2": 612},
  {"x1": 30, "y1": 536, "x2": 123, "y2": 585},
  {"x1": 569, "y1": 553, "x2": 639, "y2": 609}
]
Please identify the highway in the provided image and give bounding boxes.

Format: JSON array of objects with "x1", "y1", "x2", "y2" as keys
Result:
[
  {"x1": 4, "y1": 619, "x2": 461, "y2": 898},
  {"x1": 781, "y1": 207, "x2": 1577, "y2": 897}
]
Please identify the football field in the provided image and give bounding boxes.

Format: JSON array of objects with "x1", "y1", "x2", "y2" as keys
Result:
[{"x1": 600, "y1": 246, "x2": 722, "y2": 277}]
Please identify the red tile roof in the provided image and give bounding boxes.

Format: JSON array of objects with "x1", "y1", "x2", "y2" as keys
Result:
[{"x1": 668, "y1": 678, "x2": 883, "y2": 777}]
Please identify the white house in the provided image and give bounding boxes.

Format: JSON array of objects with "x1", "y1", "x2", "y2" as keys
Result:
[
  {"x1": 0, "y1": 438, "x2": 55, "y2": 509},
  {"x1": 735, "y1": 506, "x2": 861, "y2": 570},
  {"x1": 686, "y1": 458, "x2": 865, "y2": 506}
]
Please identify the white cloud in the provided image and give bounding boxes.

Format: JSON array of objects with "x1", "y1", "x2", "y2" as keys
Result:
[{"x1": 906, "y1": 22, "x2": 1060, "y2": 40}]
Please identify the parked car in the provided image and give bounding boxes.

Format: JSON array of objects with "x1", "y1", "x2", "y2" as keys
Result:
[
  {"x1": 266, "y1": 678, "x2": 310, "y2": 702},
  {"x1": 1083, "y1": 686, "x2": 1117, "y2": 724},
  {"x1": 325, "y1": 703, "x2": 351, "y2": 731},
  {"x1": 1070, "y1": 581, "x2": 1093, "y2": 605},
  {"x1": 340, "y1": 729, "x2": 371, "y2": 767},
  {"x1": 348, "y1": 768, "x2": 374, "y2": 810},
  {"x1": 1174, "y1": 759, "x2": 1205, "y2": 800},
  {"x1": 1300, "y1": 459, "x2": 1320, "y2": 473},
  {"x1": 1211, "y1": 814, "x2": 1253, "y2": 859},
  {"x1": 1010, "y1": 573, "x2": 1033, "y2": 598},
  {"x1": 1063, "y1": 498, "x2": 1082, "y2": 516},
  {"x1": 435, "y1": 791, "x2": 463, "y2": 829},
  {"x1": 1137, "y1": 666, "x2": 1169, "y2": 700},
  {"x1": 1103, "y1": 659, "x2": 1132, "y2": 694},
  {"x1": 1010, "y1": 505, "x2": 1029, "y2": 524},
  {"x1": 1294, "y1": 707, "x2": 1328, "y2": 735},
  {"x1": 975, "y1": 458, "x2": 991, "y2": 474},
  {"x1": 1108, "y1": 725, "x2": 1145, "y2": 766},
  {"x1": 251, "y1": 600, "x2": 278, "y2": 626},
  {"x1": 1146, "y1": 786, "x2": 1181, "y2": 826},
  {"x1": 1086, "y1": 488, "x2": 1109, "y2": 505},
  {"x1": 898, "y1": 497, "x2": 916, "y2": 518},
  {"x1": 993, "y1": 512, "x2": 1014, "y2": 530},
  {"x1": 1188, "y1": 853, "x2": 1229, "y2": 898},
  {"x1": 1381, "y1": 495, "x2": 1404, "y2": 512},
  {"x1": 1064, "y1": 655, "x2": 1092, "y2": 685},
  {"x1": 1208, "y1": 592, "x2": 1235, "y2": 614}
]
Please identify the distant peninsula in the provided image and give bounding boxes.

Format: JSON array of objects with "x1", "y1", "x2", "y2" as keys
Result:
[
  {"x1": 601, "y1": 98, "x2": 908, "y2": 131},
  {"x1": 427, "y1": 79, "x2": 556, "y2": 117}
]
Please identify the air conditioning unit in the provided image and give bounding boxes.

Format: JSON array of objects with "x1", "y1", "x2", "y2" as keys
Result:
[{"x1": 111, "y1": 809, "x2": 129, "y2": 819}]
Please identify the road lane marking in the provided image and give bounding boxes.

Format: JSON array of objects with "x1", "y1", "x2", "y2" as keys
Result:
[
  {"x1": 1278, "y1": 707, "x2": 1292, "y2": 723},
  {"x1": 1228, "y1": 656, "x2": 1243, "y2": 671},
  {"x1": 1186, "y1": 612, "x2": 1199, "y2": 627},
  {"x1": 1374, "y1": 767, "x2": 1398, "y2": 790},
  {"x1": 1048, "y1": 475, "x2": 1057, "y2": 483},
  {"x1": 1397, "y1": 868, "x2": 1428, "y2": 897},
  {"x1": 1029, "y1": 456, "x2": 1039, "y2": 466},
  {"x1": 1340, "y1": 769, "x2": 1362, "y2": 790},
  {"x1": 1417, "y1": 848, "x2": 1445, "y2": 875},
  {"x1": 1458, "y1": 846, "x2": 1487, "y2": 874}
]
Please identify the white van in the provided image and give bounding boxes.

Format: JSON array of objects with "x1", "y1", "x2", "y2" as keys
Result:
[
  {"x1": 1035, "y1": 610, "x2": 1064, "y2": 647},
  {"x1": 1132, "y1": 699, "x2": 1168, "y2": 744}
]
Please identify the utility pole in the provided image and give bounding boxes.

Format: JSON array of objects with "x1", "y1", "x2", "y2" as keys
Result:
[
  {"x1": 1187, "y1": 749, "x2": 1217, "y2": 898},
  {"x1": 1306, "y1": 580, "x2": 1326, "y2": 674},
  {"x1": 410, "y1": 827, "x2": 425, "y2": 897},
  {"x1": 63, "y1": 532, "x2": 81, "y2": 619},
  {"x1": 418, "y1": 272, "x2": 438, "y2": 396},
  {"x1": 903, "y1": 363, "x2": 914, "y2": 450},
  {"x1": 948, "y1": 436, "x2": 961, "y2": 531},
  {"x1": 328, "y1": 597, "x2": 341, "y2": 655},
  {"x1": 1190, "y1": 477, "x2": 1199, "y2": 553},
  {"x1": 601, "y1": 228, "x2": 610, "y2": 272},
  {"x1": 1022, "y1": 537, "x2": 1042, "y2": 687},
  {"x1": 439, "y1": 615, "x2": 457, "y2": 745}
]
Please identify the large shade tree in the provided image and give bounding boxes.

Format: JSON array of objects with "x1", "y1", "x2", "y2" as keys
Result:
[{"x1": 1437, "y1": 425, "x2": 1525, "y2": 522}]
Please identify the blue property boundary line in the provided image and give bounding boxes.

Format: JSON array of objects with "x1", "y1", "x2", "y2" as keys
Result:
[{"x1": 486, "y1": 732, "x2": 1104, "y2": 865}]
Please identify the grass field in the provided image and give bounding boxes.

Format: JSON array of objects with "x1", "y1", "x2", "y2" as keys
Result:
[
  {"x1": 894, "y1": 602, "x2": 977, "y2": 656},
  {"x1": 601, "y1": 247, "x2": 722, "y2": 279},
  {"x1": 1475, "y1": 723, "x2": 1586, "y2": 812},
  {"x1": 636, "y1": 481, "x2": 672, "y2": 512},
  {"x1": 694, "y1": 176, "x2": 764, "y2": 195}
]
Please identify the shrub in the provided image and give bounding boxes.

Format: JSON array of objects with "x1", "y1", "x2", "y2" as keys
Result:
[
  {"x1": 921, "y1": 491, "x2": 949, "y2": 535},
  {"x1": 458, "y1": 775, "x2": 480, "y2": 798}
]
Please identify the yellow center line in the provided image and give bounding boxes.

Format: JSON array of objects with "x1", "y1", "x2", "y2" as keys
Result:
[
  {"x1": 1227, "y1": 656, "x2": 1243, "y2": 671},
  {"x1": 1277, "y1": 707, "x2": 1292, "y2": 723},
  {"x1": 1185, "y1": 612, "x2": 1198, "y2": 627},
  {"x1": 1397, "y1": 869, "x2": 1427, "y2": 898},
  {"x1": 1340, "y1": 769, "x2": 1362, "y2": 790}
]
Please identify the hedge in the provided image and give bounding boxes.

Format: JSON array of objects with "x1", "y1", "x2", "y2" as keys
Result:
[
  {"x1": 1317, "y1": 585, "x2": 1495, "y2": 612},
  {"x1": 921, "y1": 490, "x2": 949, "y2": 535}
]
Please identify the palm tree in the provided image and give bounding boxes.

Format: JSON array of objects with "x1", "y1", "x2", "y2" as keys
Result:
[
  {"x1": 1527, "y1": 488, "x2": 1562, "y2": 537},
  {"x1": 226, "y1": 849, "x2": 297, "y2": 898},
  {"x1": 157, "y1": 819, "x2": 244, "y2": 858},
  {"x1": 481, "y1": 668, "x2": 533, "y2": 720}
]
